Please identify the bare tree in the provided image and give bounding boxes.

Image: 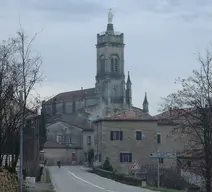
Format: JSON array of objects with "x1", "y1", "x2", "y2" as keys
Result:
[
  {"x1": 0, "y1": 27, "x2": 43, "y2": 172},
  {"x1": 161, "y1": 47, "x2": 212, "y2": 192}
]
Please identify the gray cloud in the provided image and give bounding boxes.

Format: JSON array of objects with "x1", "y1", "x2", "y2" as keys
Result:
[
  {"x1": 19, "y1": 0, "x2": 107, "y2": 22},
  {"x1": 128, "y1": 0, "x2": 212, "y2": 22},
  {"x1": 0, "y1": 0, "x2": 212, "y2": 114}
]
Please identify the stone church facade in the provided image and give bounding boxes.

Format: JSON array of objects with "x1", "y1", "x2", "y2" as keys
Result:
[{"x1": 42, "y1": 20, "x2": 149, "y2": 119}]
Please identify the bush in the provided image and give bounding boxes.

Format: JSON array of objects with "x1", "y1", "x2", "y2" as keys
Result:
[
  {"x1": 0, "y1": 168, "x2": 19, "y2": 192},
  {"x1": 102, "y1": 157, "x2": 113, "y2": 171},
  {"x1": 93, "y1": 168, "x2": 145, "y2": 186},
  {"x1": 141, "y1": 164, "x2": 190, "y2": 190},
  {"x1": 87, "y1": 149, "x2": 94, "y2": 167}
]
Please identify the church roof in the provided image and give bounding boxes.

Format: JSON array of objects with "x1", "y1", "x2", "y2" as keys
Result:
[
  {"x1": 46, "y1": 88, "x2": 96, "y2": 103},
  {"x1": 97, "y1": 108, "x2": 154, "y2": 121}
]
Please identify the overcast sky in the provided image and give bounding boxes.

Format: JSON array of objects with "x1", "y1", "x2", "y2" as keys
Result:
[{"x1": 1, "y1": 0, "x2": 212, "y2": 115}]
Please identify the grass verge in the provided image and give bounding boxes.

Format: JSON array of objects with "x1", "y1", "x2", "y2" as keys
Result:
[{"x1": 143, "y1": 186, "x2": 184, "y2": 192}]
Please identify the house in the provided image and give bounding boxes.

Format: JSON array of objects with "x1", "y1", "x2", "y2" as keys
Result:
[
  {"x1": 93, "y1": 108, "x2": 188, "y2": 174},
  {"x1": 177, "y1": 149, "x2": 204, "y2": 189},
  {"x1": 43, "y1": 114, "x2": 94, "y2": 165},
  {"x1": 44, "y1": 121, "x2": 83, "y2": 165}
]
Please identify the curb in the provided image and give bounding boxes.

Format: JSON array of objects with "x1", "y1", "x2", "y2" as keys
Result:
[
  {"x1": 47, "y1": 167, "x2": 57, "y2": 192},
  {"x1": 80, "y1": 166, "x2": 93, "y2": 172}
]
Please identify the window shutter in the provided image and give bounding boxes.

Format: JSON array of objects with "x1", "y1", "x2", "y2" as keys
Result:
[
  {"x1": 129, "y1": 153, "x2": 132, "y2": 162},
  {"x1": 157, "y1": 134, "x2": 161, "y2": 144},
  {"x1": 135, "y1": 131, "x2": 138, "y2": 140},
  {"x1": 120, "y1": 153, "x2": 123, "y2": 162},
  {"x1": 110, "y1": 131, "x2": 113, "y2": 140},
  {"x1": 120, "y1": 131, "x2": 123, "y2": 140}
]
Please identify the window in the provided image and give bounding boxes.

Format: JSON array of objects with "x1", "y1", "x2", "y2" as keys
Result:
[
  {"x1": 56, "y1": 135, "x2": 62, "y2": 144},
  {"x1": 114, "y1": 58, "x2": 118, "y2": 72},
  {"x1": 159, "y1": 158, "x2": 163, "y2": 164},
  {"x1": 111, "y1": 58, "x2": 114, "y2": 72},
  {"x1": 98, "y1": 153, "x2": 102, "y2": 162},
  {"x1": 94, "y1": 135, "x2": 97, "y2": 144},
  {"x1": 136, "y1": 131, "x2": 142, "y2": 140},
  {"x1": 157, "y1": 134, "x2": 161, "y2": 144},
  {"x1": 87, "y1": 136, "x2": 91, "y2": 145},
  {"x1": 95, "y1": 154, "x2": 98, "y2": 161},
  {"x1": 110, "y1": 55, "x2": 119, "y2": 73},
  {"x1": 65, "y1": 134, "x2": 71, "y2": 144},
  {"x1": 100, "y1": 55, "x2": 105, "y2": 74},
  {"x1": 120, "y1": 153, "x2": 132, "y2": 162},
  {"x1": 110, "y1": 131, "x2": 123, "y2": 140}
]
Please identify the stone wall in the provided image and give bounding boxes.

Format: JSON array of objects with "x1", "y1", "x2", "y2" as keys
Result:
[
  {"x1": 94, "y1": 120, "x2": 187, "y2": 174},
  {"x1": 0, "y1": 168, "x2": 19, "y2": 192}
]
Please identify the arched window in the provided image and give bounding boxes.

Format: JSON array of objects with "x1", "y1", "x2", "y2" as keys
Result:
[
  {"x1": 111, "y1": 58, "x2": 114, "y2": 72},
  {"x1": 110, "y1": 55, "x2": 119, "y2": 73},
  {"x1": 114, "y1": 58, "x2": 118, "y2": 72},
  {"x1": 100, "y1": 55, "x2": 105, "y2": 74}
]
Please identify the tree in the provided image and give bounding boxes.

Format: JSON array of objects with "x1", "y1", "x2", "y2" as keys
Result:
[
  {"x1": 0, "y1": 27, "x2": 43, "y2": 172},
  {"x1": 162, "y1": 47, "x2": 212, "y2": 192},
  {"x1": 87, "y1": 148, "x2": 94, "y2": 167}
]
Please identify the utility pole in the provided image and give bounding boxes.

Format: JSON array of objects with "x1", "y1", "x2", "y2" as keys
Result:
[
  {"x1": 157, "y1": 149, "x2": 160, "y2": 188},
  {"x1": 157, "y1": 157, "x2": 160, "y2": 187},
  {"x1": 19, "y1": 90, "x2": 24, "y2": 192}
]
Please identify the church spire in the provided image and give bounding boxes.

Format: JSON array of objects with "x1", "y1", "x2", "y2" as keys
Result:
[
  {"x1": 143, "y1": 92, "x2": 149, "y2": 113},
  {"x1": 127, "y1": 71, "x2": 132, "y2": 85}
]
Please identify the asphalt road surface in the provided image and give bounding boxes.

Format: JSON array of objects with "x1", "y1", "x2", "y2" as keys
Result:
[{"x1": 48, "y1": 166, "x2": 153, "y2": 192}]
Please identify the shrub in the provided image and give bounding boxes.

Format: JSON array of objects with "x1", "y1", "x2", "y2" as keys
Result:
[
  {"x1": 0, "y1": 168, "x2": 19, "y2": 192},
  {"x1": 141, "y1": 164, "x2": 190, "y2": 190},
  {"x1": 87, "y1": 149, "x2": 94, "y2": 167},
  {"x1": 93, "y1": 168, "x2": 145, "y2": 186},
  {"x1": 102, "y1": 157, "x2": 113, "y2": 171}
]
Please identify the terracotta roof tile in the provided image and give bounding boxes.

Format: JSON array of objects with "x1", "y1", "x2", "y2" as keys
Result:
[
  {"x1": 177, "y1": 149, "x2": 203, "y2": 158},
  {"x1": 47, "y1": 88, "x2": 96, "y2": 103},
  {"x1": 105, "y1": 108, "x2": 154, "y2": 120},
  {"x1": 154, "y1": 108, "x2": 192, "y2": 120}
]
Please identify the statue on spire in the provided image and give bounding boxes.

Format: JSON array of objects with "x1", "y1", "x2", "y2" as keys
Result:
[{"x1": 108, "y1": 8, "x2": 114, "y2": 24}]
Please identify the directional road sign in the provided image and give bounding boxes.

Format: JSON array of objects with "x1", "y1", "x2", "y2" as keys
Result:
[{"x1": 149, "y1": 152, "x2": 176, "y2": 158}]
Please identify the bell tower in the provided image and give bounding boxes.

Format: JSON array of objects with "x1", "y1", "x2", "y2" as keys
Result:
[{"x1": 95, "y1": 9, "x2": 128, "y2": 111}]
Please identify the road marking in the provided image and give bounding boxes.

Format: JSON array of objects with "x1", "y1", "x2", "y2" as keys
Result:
[{"x1": 67, "y1": 170, "x2": 116, "y2": 192}]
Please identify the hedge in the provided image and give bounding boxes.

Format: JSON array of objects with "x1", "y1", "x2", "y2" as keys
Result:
[{"x1": 91, "y1": 168, "x2": 146, "y2": 186}]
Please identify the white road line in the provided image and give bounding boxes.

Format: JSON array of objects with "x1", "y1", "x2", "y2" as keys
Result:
[{"x1": 67, "y1": 170, "x2": 116, "y2": 192}]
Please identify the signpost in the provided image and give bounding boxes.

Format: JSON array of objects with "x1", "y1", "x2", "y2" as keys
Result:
[
  {"x1": 149, "y1": 151, "x2": 176, "y2": 187},
  {"x1": 150, "y1": 152, "x2": 176, "y2": 158}
]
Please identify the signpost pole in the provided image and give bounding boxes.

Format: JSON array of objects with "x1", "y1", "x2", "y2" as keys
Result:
[
  {"x1": 157, "y1": 158, "x2": 160, "y2": 187},
  {"x1": 149, "y1": 151, "x2": 176, "y2": 188}
]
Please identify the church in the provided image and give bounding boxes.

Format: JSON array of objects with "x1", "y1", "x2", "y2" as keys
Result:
[{"x1": 42, "y1": 11, "x2": 149, "y2": 120}]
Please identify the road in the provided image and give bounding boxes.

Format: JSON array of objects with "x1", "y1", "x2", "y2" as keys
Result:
[{"x1": 48, "y1": 166, "x2": 153, "y2": 192}]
